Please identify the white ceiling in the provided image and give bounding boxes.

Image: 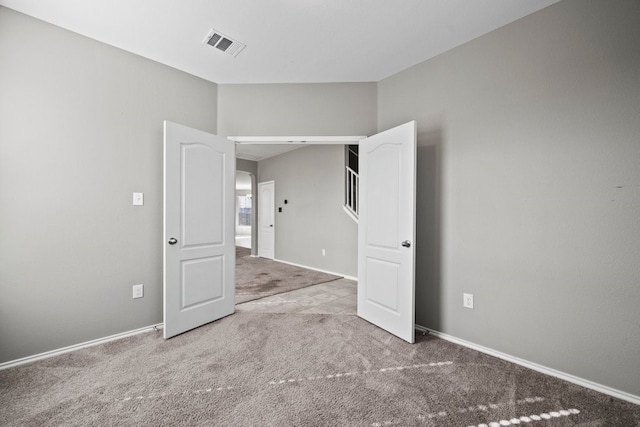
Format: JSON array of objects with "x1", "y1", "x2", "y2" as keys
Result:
[
  {"x1": 233, "y1": 136, "x2": 364, "y2": 161},
  {"x1": 235, "y1": 144, "x2": 304, "y2": 162},
  {"x1": 0, "y1": 0, "x2": 560, "y2": 85},
  {"x1": 1, "y1": 0, "x2": 560, "y2": 162}
]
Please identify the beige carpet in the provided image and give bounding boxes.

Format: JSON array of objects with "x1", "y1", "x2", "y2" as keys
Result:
[
  {"x1": 1, "y1": 312, "x2": 638, "y2": 426},
  {"x1": 235, "y1": 246, "x2": 342, "y2": 304}
]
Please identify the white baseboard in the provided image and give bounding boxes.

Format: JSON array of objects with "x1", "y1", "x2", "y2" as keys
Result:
[
  {"x1": 8, "y1": 319, "x2": 636, "y2": 406},
  {"x1": 0, "y1": 323, "x2": 163, "y2": 371},
  {"x1": 0, "y1": 258, "x2": 354, "y2": 370},
  {"x1": 415, "y1": 324, "x2": 640, "y2": 406},
  {"x1": 273, "y1": 258, "x2": 357, "y2": 282}
]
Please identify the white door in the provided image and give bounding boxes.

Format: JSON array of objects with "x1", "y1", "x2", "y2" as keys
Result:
[
  {"x1": 358, "y1": 121, "x2": 417, "y2": 343},
  {"x1": 163, "y1": 121, "x2": 235, "y2": 339},
  {"x1": 258, "y1": 181, "x2": 275, "y2": 259}
]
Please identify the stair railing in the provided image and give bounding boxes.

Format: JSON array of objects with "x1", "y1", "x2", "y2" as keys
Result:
[{"x1": 345, "y1": 166, "x2": 359, "y2": 217}]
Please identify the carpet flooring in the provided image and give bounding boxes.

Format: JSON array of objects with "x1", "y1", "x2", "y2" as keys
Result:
[
  {"x1": 1, "y1": 311, "x2": 638, "y2": 426},
  {"x1": 235, "y1": 246, "x2": 342, "y2": 304},
  {"x1": 237, "y1": 279, "x2": 357, "y2": 315}
]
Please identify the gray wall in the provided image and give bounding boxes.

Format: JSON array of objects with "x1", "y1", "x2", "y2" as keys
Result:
[
  {"x1": 236, "y1": 159, "x2": 258, "y2": 177},
  {"x1": 378, "y1": 0, "x2": 640, "y2": 396},
  {"x1": 258, "y1": 145, "x2": 357, "y2": 277},
  {"x1": 0, "y1": 8, "x2": 218, "y2": 363},
  {"x1": 219, "y1": 82, "x2": 377, "y2": 275},
  {"x1": 218, "y1": 83, "x2": 377, "y2": 137},
  {"x1": 3, "y1": 0, "x2": 637, "y2": 400}
]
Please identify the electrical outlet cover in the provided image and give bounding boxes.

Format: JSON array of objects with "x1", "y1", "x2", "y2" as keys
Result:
[
  {"x1": 133, "y1": 284, "x2": 144, "y2": 299},
  {"x1": 133, "y1": 192, "x2": 144, "y2": 206}
]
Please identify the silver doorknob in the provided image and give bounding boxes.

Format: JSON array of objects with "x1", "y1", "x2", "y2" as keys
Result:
[
  {"x1": 401, "y1": 240, "x2": 411, "y2": 248},
  {"x1": 168, "y1": 237, "x2": 178, "y2": 245}
]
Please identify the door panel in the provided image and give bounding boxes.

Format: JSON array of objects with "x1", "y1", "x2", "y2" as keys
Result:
[
  {"x1": 358, "y1": 121, "x2": 416, "y2": 343},
  {"x1": 182, "y1": 144, "x2": 224, "y2": 246},
  {"x1": 366, "y1": 143, "x2": 401, "y2": 248},
  {"x1": 164, "y1": 121, "x2": 235, "y2": 339},
  {"x1": 365, "y1": 258, "x2": 399, "y2": 311},
  {"x1": 258, "y1": 181, "x2": 275, "y2": 259},
  {"x1": 181, "y1": 256, "x2": 224, "y2": 307}
]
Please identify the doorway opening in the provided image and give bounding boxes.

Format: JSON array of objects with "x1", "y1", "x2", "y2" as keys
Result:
[
  {"x1": 235, "y1": 171, "x2": 253, "y2": 250},
  {"x1": 164, "y1": 123, "x2": 416, "y2": 343},
  {"x1": 230, "y1": 126, "x2": 417, "y2": 344}
]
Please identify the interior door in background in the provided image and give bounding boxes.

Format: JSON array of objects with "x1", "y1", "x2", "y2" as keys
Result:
[
  {"x1": 258, "y1": 181, "x2": 275, "y2": 259},
  {"x1": 357, "y1": 121, "x2": 417, "y2": 343},
  {"x1": 163, "y1": 121, "x2": 235, "y2": 339}
]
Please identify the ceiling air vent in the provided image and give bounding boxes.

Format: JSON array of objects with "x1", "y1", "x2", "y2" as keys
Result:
[{"x1": 203, "y1": 29, "x2": 246, "y2": 57}]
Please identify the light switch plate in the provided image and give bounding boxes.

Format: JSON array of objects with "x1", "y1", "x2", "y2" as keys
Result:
[
  {"x1": 463, "y1": 293, "x2": 474, "y2": 309},
  {"x1": 133, "y1": 192, "x2": 144, "y2": 206}
]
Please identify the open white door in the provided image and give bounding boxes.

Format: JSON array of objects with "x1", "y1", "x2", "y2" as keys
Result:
[
  {"x1": 358, "y1": 121, "x2": 417, "y2": 343},
  {"x1": 163, "y1": 121, "x2": 235, "y2": 339},
  {"x1": 257, "y1": 181, "x2": 275, "y2": 259}
]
